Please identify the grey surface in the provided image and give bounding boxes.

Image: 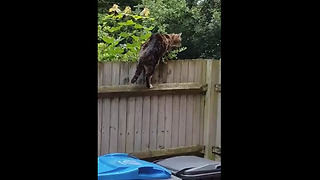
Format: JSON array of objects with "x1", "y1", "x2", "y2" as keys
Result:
[
  {"x1": 155, "y1": 156, "x2": 221, "y2": 174},
  {"x1": 157, "y1": 174, "x2": 182, "y2": 180}
]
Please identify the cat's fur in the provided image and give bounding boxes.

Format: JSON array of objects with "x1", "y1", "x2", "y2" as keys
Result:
[{"x1": 130, "y1": 33, "x2": 182, "y2": 88}]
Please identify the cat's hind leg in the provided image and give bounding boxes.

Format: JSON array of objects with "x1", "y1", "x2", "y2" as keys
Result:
[
  {"x1": 131, "y1": 63, "x2": 144, "y2": 83},
  {"x1": 145, "y1": 65, "x2": 155, "y2": 88}
]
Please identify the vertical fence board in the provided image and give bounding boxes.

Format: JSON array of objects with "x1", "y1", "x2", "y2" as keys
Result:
[
  {"x1": 101, "y1": 99, "x2": 111, "y2": 155},
  {"x1": 199, "y1": 60, "x2": 206, "y2": 145},
  {"x1": 134, "y1": 96, "x2": 143, "y2": 152},
  {"x1": 109, "y1": 62, "x2": 120, "y2": 153},
  {"x1": 216, "y1": 60, "x2": 221, "y2": 148},
  {"x1": 118, "y1": 63, "x2": 128, "y2": 153},
  {"x1": 157, "y1": 95, "x2": 165, "y2": 150},
  {"x1": 179, "y1": 61, "x2": 188, "y2": 147},
  {"x1": 126, "y1": 97, "x2": 135, "y2": 153},
  {"x1": 186, "y1": 61, "x2": 195, "y2": 146},
  {"x1": 171, "y1": 61, "x2": 181, "y2": 148},
  {"x1": 164, "y1": 61, "x2": 174, "y2": 149},
  {"x1": 125, "y1": 63, "x2": 136, "y2": 153},
  {"x1": 150, "y1": 95, "x2": 158, "y2": 150},
  {"x1": 98, "y1": 99, "x2": 102, "y2": 156},
  {"x1": 192, "y1": 61, "x2": 202, "y2": 146},
  {"x1": 141, "y1": 96, "x2": 151, "y2": 152},
  {"x1": 100, "y1": 63, "x2": 112, "y2": 155},
  {"x1": 98, "y1": 63, "x2": 103, "y2": 156},
  {"x1": 203, "y1": 60, "x2": 220, "y2": 159},
  {"x1": 98, "y1": 63, "x2": 103, "y2": 87}
]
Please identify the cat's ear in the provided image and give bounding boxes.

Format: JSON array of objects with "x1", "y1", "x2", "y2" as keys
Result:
[{"x1": 179, "y1": 33, "x2": 182, "y2": 36}]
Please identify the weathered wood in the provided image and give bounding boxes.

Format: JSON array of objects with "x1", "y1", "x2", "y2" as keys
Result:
[
  {"x1": 141, "y1": 96, "x2": 151, "y2": 152},
  {"x1": 129, "y1": 145, "x2": 203, "y2": 159},
  {"x1": 126, "y1": 96, "x2": 135, "y2": 153},
  {"x1": 192, "y1": 61, "x2": 203, "y2": 146},
  {"x1": 216, "y1": 60, "x2": 221, "y2": 149},
  {"x1": 101, "y1": 98, "x2": 111, "y2": 155},
  {"x1": 186, "y1": 60, "x2": 195, "y2": 146},
  {"x1": 100, "y1": 63, "x2": 112, "y2": 155},
  {"x1": 97, "y1": 60, "x2": 220, "y2": 158},
  {"x1": 164, "y1": 62, "x2": 174, "y2": 149},
  {"x1": 199, "y1": 60, "x2": 207, "y2": 146},
  {"x1": 179, "y1": 61, "x2": 188, "y2": 147},
  {"x1": 157, "y1": 95, "x2": 165, "y2": 150},
  {"x1": 109, "y1": 62, "x2": 120, "y2": 153},
  {"x1": 98, "y1": 99, "x2": 102, "y2": 156},
  {"x1": 203, "y1": 60, "x2": 220, "y2": 160},
  {"x1": 99, "y1": 60, "x2": 209, "y2": 86},
  {"x1": 102, "y1": 62, "x2": 112, "y2": 86},
  {"x1": 98, "y1": 63, "x2": 103, "y2": 87},
  {"x1": 128, "y1": 62, "x2": 137, "y2": 83},
  {"x1": 98, "y1": 82, "x2": 207, "y2": 98},
  {"x1": 172, "y1": 61, "x2": 181, "y2": 148},
  {"x1": 150, "y1": 95, "x2": 158, "y2": 150},
  {"x1": 118, "y1": 63, "x2": 128, "y2": 153},
  {"x1": 134, "y1": 96, "x2": 143, "y2": 152}
]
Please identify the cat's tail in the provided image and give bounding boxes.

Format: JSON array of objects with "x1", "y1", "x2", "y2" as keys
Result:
[{"x1": 131, "y1": 63, "x2": 144, "y2": 83}]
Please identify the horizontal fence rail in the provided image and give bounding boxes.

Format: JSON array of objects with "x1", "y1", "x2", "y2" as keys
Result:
[{"x1": 98, "y1": 82, "x2": 208, "y2": 98}]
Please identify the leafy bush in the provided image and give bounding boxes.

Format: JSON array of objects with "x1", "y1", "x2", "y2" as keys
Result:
[
  {"x1": 98, "y1": 4, "x2": 154, "y2": 62},
  {"x1": 138, "y1": 0, "x2": 221, "y2": 59},
  {"x1": 98, "y1": 4, "x2": 187, "y2": 62}
]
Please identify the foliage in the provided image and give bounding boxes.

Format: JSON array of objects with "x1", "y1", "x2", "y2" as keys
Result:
[
  {"x1": 98, "y1": 0, "x2": 142, "y2": 13},
  {"x1": 98, "y1": 4, "x2": 154, "y2": 62},
  {"x1": 139, "y1": 0, "x2": 188, "y2": 33},
  {"x1": 98, "y1": 3, "x2": 187, "y2": 62},
  {"x1": 139, "y1": 0, "x2": 221, "y2": 59}
]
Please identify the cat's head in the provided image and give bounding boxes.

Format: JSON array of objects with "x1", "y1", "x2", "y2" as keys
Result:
[{"x1": 170, "y1": 33, "x2": 182, "y2": 47}]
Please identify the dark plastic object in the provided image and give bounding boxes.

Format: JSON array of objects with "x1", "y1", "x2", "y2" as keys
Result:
[{"x1": 155, "y1": 156, "x2": 221, "y2": 180}]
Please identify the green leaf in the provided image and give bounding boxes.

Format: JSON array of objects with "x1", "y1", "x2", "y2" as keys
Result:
[
  {"x1": 126, "y1": 43, "x2": 135, "y2": 48},
  {"x1": 118, "y1": 20, "x2": 136, "y2": 26},
  {"x1": 144, "y1": 26, "x2": 154, "y2": 31},
  {"x1": 131, "y1": 15, "x2": 142, "y2": 20},
  {"x1": 119, "y1": 32, "x2": 131, "y2": 38},
  {"x1": 108, "y1": 47, "x2": 124, "y2": 55},
  {"x1": 140, "y1": 33, "x2": 152, "y2": 40},
  {"x1": 107, "y1": 26, "x2": 121, "y2": 32},
  {"x1": 113, "y1": 37, "x2": 124, "y2": 46},
  {"x1": 102, "y1": 36, "x2": 114, "y2": 44},
  {"x1": 131, "y1": 35, "x2": 139, "y2": 41},
  {"x1": 134, "y1": 24, "x2": 143, "y2": 29},
  {"x1": 115, "y1": 14, "x2": 123, "y2": 19}
]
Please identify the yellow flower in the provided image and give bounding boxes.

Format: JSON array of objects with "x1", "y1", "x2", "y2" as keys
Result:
[
  {"x1": 109, "y1": 4, "x2": 121, "y2": 13},
  {"x1": 140, "y1": 8, "x2": 150, "y2": 17},
  {"x1": 124, "y1": 6, "x2": 131, "y2": 14}
]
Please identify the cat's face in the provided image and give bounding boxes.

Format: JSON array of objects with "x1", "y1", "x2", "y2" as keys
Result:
[{"x1": 170, "y1": 33, "x2": 182, "y2": 47}]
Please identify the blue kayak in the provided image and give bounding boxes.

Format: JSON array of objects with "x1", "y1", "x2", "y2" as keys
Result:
[{"x1": 98, "y1": 153, "x2": 171, "y2": 180}]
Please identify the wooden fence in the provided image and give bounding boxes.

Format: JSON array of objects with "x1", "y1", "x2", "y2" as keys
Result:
[{"x1": 98, "y1": 59, "x2": 220, "y2": 160}]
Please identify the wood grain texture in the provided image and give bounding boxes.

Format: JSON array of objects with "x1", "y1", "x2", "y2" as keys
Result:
[{"x1": 97, "y1": 60, "x2": 220, "y2": 158}]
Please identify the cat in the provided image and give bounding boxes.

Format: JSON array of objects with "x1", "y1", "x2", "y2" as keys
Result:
[{"x1": 130, "y1": 33, "x2": 182, "y2": 88}]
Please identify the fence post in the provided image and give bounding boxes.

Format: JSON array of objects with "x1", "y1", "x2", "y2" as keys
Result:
[{"x1": 203, "y1": 60, "x2": 220, "y2": 160}]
